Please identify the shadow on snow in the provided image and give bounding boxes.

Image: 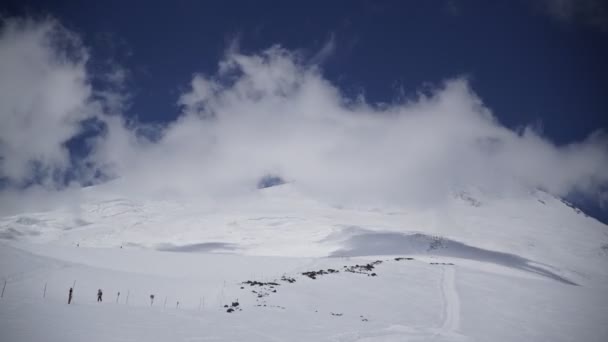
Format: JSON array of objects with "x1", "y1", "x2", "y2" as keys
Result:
[
  {"x1": 330, "y1": 230, "x2": 578, "y2": 286},
  {"x1": 156, "y1": 242, "x2": 238, "y2": 253}
]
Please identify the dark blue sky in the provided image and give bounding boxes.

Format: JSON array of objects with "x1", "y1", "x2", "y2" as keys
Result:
[
  {"x1": 4, "y1": 0, "x2": 606, "y2": 143},
  {"x1": 2, "y1": 0, "x2": 607, "y2": 220}
]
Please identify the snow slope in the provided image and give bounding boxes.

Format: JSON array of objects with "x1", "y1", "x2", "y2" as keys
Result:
[{"x1": 1, "y1": 183, "x2": 608, "y2": 341}]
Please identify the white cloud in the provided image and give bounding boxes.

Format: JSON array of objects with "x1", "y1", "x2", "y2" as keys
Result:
[
  {"x1": 0, "y1": 17, "x2": 96, "y2": 186},
  {"x1": 1, "y1": 17, "x2": 607, "y2": 214},
  {"x1": 90, "y1": 45, "x2": 608, "y2": 207}
]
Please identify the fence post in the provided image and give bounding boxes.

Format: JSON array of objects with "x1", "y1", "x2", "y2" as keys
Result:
[
  {"x1": 1, "y1": 279, "x2": 6, "y2": 298},
  {"x1": 163, "y1": 296, "x2": 167, "y2": 309},
  {"x1": 71, "y1": 280, "x2": 76, "y2": 303},
  {"x1": 43, "y1": 282, "x2": 47, "y2": 298}
]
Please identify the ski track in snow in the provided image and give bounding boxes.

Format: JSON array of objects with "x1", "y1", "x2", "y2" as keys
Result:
[
  {"x1": 331, "y1": 263, "x2": 466, "y2": 342},
  {"x1": 439, "y1": 265, "x2": 459, "y2": 333},
  {"x1": 432, "y1": 264, "x2": 469, "y2": 341}
]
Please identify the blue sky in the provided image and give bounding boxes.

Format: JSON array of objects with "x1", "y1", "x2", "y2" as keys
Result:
[
  {"x1": 5, "y1": 0, "x2": 606, "y2": 142},
  {"x1": 1, "y1": 0, "x2": 607, "y2": 221}
]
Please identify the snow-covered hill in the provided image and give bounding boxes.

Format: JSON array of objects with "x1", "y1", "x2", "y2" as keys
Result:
[{"x1": 1, "y1": 183, "x2": 607, "y2": 341}]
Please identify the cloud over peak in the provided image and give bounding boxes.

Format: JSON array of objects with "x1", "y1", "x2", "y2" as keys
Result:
[{"x1": 1, "y1": 17, "x2": 607, "y2": 213}]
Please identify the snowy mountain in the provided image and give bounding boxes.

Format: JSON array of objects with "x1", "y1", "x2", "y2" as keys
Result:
[{"x1": 1, "y1": 183, "x2": 607, "y2": 341}]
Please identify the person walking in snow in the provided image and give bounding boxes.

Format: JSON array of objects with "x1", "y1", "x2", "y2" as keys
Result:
[
  {"x1": 68, "y1": 287, "x2": 73, "y2": 304},
  {"x1": 150, "y1": 294, "x2": 155, "y2": 306},
  {"x1": 97, "y1": 289, "x2": 103, "y2": 302}
]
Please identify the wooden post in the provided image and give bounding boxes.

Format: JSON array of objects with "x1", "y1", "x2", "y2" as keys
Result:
[
  {"x1": 220, "y1": 285, "x2": 225, "y2": 306},
  {"x1": 43, "y1": 282, "x2": 47, "y2": 298},
  {"x1": 70, "y1": 280, "x2": 76, "y2": 303},
  {"x1": 163, "y1": 296, "x2": 167, "y2": 309},
  {"x1": 1, "y1": 279, "x2": 6, "y2": 298}
]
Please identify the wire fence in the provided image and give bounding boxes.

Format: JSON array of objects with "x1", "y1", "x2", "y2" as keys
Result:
[{"x1": 0, "y1": 277, "x2": 229, "y2": 313}]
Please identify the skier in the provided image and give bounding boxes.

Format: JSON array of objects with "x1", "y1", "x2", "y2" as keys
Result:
[
  {"x1": 97, "y1": 289, "x2": 103, "y2": 302},
  {"x1": 68, "y1": 287, "x2": 73, "y2": 304}
]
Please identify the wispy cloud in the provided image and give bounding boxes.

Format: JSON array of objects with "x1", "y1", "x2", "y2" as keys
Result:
[
  {"x1": 309, "y1": 33, "x2": 336, "y2": 65},
  {"x1": 536, "y1": 0, "x2": 608, "y2": 32}
]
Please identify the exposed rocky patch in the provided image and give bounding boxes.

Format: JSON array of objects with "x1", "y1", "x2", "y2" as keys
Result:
[
  {"x1": 255, "y1": 304, "x2": 286, "y2": 309},
  {"x1": 428, "y1": 236, "x2": 446, "y2": 251},
  {"x1": 238, "y1": 257, "x2": 430, "y2": 315},
  {"x1": 560, "y1": 199, "x2": 588, "y2": 217},
  {"x1": 457, "y1": 192, "x2": 482, "y2": 207},
  {"x1": 395, "y1": 257, "x2": 415, "y2": 261},
  {"x1": 281, "y1": 276, "x2": 296, "y2": 283},
  {"x1": 225, "y1": 300, "x2": 242, "y2": 313},
  {"x1": 242, "y1": 280, "x2": 279, "y2": 287},
  {"x1": 343, "y1": 260, "x2": 382, "y2": 276},
  {"x1": 302, "y1": 268, "x2": 339, "y2": 279},
  {"x1": 241, "y1": 280, "x2": 280, "y2": 306}
]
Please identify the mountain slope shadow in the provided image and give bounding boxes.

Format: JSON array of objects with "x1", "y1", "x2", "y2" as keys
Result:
[
  {"x1": 156, "y1": 242, "x2": 238, "y2": 253},
  {"x1": 330, "y1": 231, "x2": 578, "y2": 286}
]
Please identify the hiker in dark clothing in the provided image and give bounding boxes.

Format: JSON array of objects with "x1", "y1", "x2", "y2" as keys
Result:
[
  {"x1": 97, "y1": 289, "x2": 103, "y2": 302},
  {"x1": 68, "y1": 287, "x2": 73, "y2": 304}
]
